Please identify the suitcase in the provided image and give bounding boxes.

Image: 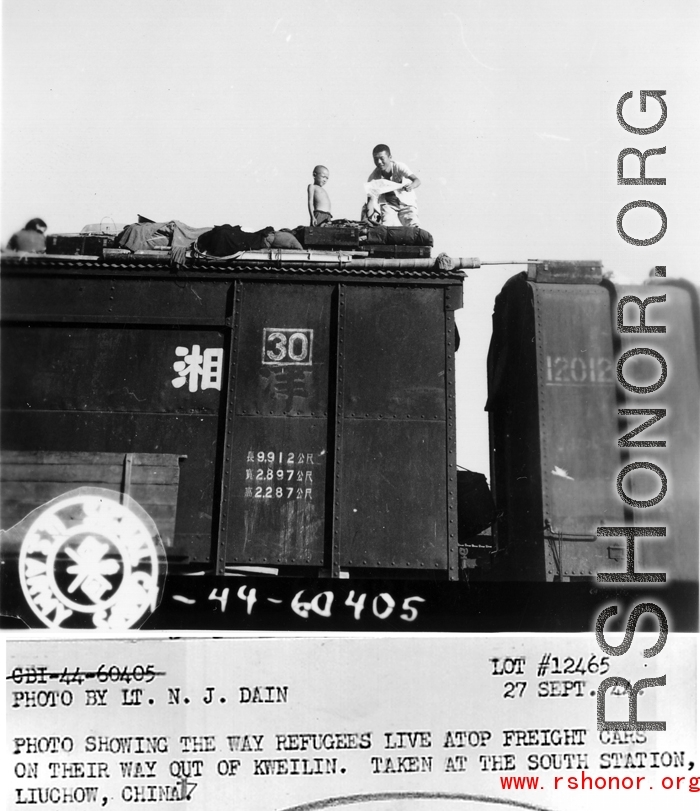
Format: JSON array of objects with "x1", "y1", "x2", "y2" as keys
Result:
[
  {"x1": 46, "y1": 233, "x2": 118, "y2": 257},
  {"x1": 303, "y1": 226, "x2": 359, "y2": 248}
]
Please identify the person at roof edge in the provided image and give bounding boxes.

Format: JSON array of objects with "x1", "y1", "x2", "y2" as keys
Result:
[
  {"x1": 366, "y1": 144, "x2": 421, "y2": 227},
  {"x1": 7, "y1": 218, "x2": 48, "y2": 252}
]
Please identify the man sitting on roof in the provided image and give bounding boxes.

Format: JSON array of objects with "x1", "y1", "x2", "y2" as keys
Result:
[{"x1": 7, "y1": 218, "x2": 48, "y2": 252}]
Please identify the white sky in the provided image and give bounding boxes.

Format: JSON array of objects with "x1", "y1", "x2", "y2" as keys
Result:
[{"x1": 2, "y1": 0, "x2": 699, "y2": 473}]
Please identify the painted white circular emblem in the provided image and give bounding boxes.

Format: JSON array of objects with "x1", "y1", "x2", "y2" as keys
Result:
[{"x1": 19, "y1": 489, "x2": 164, "y2": 629}]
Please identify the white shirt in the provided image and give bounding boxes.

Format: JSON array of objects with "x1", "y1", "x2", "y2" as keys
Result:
[{"x1": 367, "y1": 160, "x2": 418, "y2": 206}]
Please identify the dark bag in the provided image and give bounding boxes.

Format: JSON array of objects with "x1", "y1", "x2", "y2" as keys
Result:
[{"x1": 197, "y1": 225, "x2": 275, "y2": 256}]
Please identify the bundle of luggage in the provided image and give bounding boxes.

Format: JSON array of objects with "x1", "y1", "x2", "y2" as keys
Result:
[
  {"x1": 46, "y1": 218, "x2": 434, "y2": 260},
  {"x1": 301, "y1": 221, "x2": 433, "y2": 257},
  {"x1": 193, "y1": 221, "x2": 434, "y2": 258},
  {"x1": 46, "y1": 232, "x2": 119, "y2": 256}
]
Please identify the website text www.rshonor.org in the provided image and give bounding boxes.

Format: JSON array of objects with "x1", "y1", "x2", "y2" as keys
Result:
[{"x1": 500, "y1": 772, "x2": 700, "y2": 792}]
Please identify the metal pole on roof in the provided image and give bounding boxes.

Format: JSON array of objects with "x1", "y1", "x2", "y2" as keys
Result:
[
  {"x1": 345, "y1": 256, "x2": 480, "y2": 270},
  {"x1": 479, "y1": 261, "x2": 530, "y2": 266}
]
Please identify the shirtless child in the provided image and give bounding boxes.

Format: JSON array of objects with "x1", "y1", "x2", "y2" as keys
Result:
[{"x1": 307, "y1": 165, "x2": 332, "y2": 226}]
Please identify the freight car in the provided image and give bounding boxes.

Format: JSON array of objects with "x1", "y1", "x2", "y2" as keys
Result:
[
  {"x1": 1, "y1": 235, "x2": 698, "y2": 628},
  {"x1": 482, "y1": 265, "x2": 699, "y2": 583}
]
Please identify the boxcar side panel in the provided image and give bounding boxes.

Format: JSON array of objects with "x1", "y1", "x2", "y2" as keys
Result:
[
  {"x1": 219, "y1": 282, "x2": 332, "y2": 568},
  {"x1": 337, "y1": 286, "x2": 451, "y2": 572},
  {"x1": 532, "y1": 284, "x2": 626, "y2": 540}
]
